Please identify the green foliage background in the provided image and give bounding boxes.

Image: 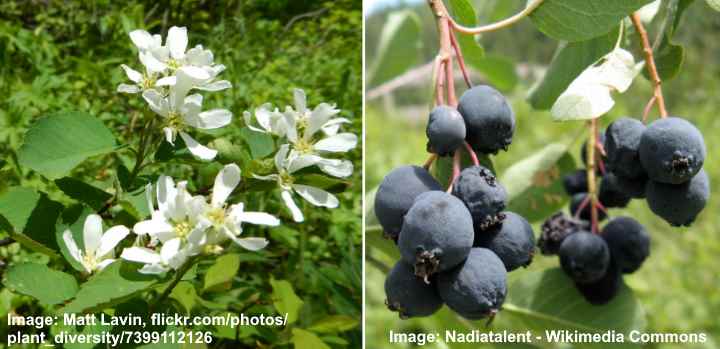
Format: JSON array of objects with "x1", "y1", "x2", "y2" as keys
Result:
[
  {"x1": 366, "y1": 1, "x2": 719, "y2": 348},
  {"x1": 0, "y1": 1, "x2": 361, "y2": 348}
]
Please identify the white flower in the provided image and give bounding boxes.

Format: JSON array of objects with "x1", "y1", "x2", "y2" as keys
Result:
[
  {"x1": 255, "y1": 145, "x2": 340, "y2": 222},
  {"x1": 245, "y1": 89, "x2": 356, "y2": 178},
  {"x1": 132, "y1": 175, "x2": 210, "y2": 255},
  {"x1": 62, "y1": 214, "x2": 130, "y2": 273},
  {"x1": 121, "y1": 26, "x2": 231, "y2": 92},
  {"x1": 121, "y1": 239, "x2": 188, "y2": 275},
  {"x1": 142, "y1": 67, "x2": 232, "y2": 160},
  {"x1": 202, "y1": 164, "x2": 280, "y2": 251}
]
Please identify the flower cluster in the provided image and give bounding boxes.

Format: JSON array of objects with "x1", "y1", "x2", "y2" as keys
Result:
[
  {"x1": 63, "y1": 164, "x2": 279, "y2": 275},
  {"x1": 118, "y1": 26, "x2": 232, "y2": 160},
  {"x1": 244, "y1": 89, "x2": 358, "y2": 222}
]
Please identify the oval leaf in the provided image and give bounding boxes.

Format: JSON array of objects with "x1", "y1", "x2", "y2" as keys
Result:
[
  {"x1": 61, "y1": 261, "x2": 159, "y2": 314},
  {"x1": 501, "y1": 143, "x2": 576, "y2": 222},
  {"x1": 529, "y1": 28, "x2": 619, "y2": 110},
  {"x1": 270, "y1": 278, "x2": 304, "y2": 325},
  {"x1": 292, "y1": 328, "x2": 331, "y2": 349},
  {"x1": 504, "y1": 268, "x2": 647, "y2": 337},
  {"x1": 530, "y1": 0, "x2": 654, "y2": 42},
  {"x1": 369, "y1": 11, "x2": 422, "y2": 86},
  {"x1": 203, "y1": 253, "x2": 241, "y2": 292},
  {"x1": 0, "y1": 187, "x2": 62, "y2": 256},
  {"x1": 4, "y1": 263, "x2": 78, "y2": 306},
  {"x1": 18, "y1": 111, "x2": 117, "y2": 179}
]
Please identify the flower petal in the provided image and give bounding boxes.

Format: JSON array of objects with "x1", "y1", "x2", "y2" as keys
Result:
[
  {"x1": 321, "y1": 117, "x2": 351, "y2": 136},
  {"x1": 129, "y1": 30, "x2": 154, "y2": 50},
  {"x1": 62, "y1": 229, "x2": 83, "y2": 264},
  {"x1": 307, "y1": 103, "x2": 340, "y2": 137},
  {"x1": 121, "y1": 64, "x2": 142, "y2": 83},
  {"x1": 121, "y1": 247, "x2": 162, "y2": 264},
  {"x1": 275, "y1": 144, "x2": 290, "y2": 171},
  {"x1": 292, "y1": 185, "x2": 339, "y2": 208},
  {"x1": 142, "y1": 89, "x2": 169, "y2": 117},
  {"x1": 318, "y1": 159, "x2": 354, "y2": 178},
  {"x1": 281, "y1": 190, "x2": 304, "y2": 222},
  {"x1": 237, "y1": 212, "x2": 280, "y2": 226},
  {"x1": 232, "y1": 237, "x2": 269, "y2": 251},
  {"x1": 163, "y1": 127, "x2": 175, "y2": 144},
  {"x1": 179, "y1": 132, "x2": 217, "y2": 160},
  {"x1": 96, "y1": 259, "x2": 115, "y2": 271},
  {"x1": 139, "y1": 51, "x2": 167, "y2": 73},
  {"x1": 83, "y1": 214, "x2": 103, "y2": 255},
  {"x1": 313, "y1": 133, "x2": 358, "y2": 153},
  {"x1": 293, "y1": 88, "x2": 307, "y2": 113},
  {"x1": 196, "y1": 80, "x2": 232, "y2": 91},
  {"x1": 212, "y1": 164, "x2": 241, "y2": 207},
  {"x1": 160, "y1": 238, "x2": 182, "y2": 263},
  {"x1": 96, "y1": 225, "x2": 130, "y2": 258},
  {"x1": 156, "y1": 76, "x2": 176, "y2": 86},
  {"x1": 167, "y1": 26, "x2": 188, "y2": 59},
  {"x1": 139, "y1": 263, "x2": 168, "y2": 274},
  {"x1": 117, "y1": 84, "x2": 141, "y2": 94},
  {"x1": 156, "y1": 175, "x2": 177, "y2": 213},
  {"x1": 133, "y1": 219, "x2": 174, "y2": 237},
  {"x1": 287, "y1": 154, "x2": 322, "y2": 173},
  {"x1": 193, "y1": 109, "x2": 232, "y2": 129}
]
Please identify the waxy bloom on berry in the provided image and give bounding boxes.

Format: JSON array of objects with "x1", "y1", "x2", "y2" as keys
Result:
[{"x1": 62, "y1": 214, "x2": 130, "y2": 273}]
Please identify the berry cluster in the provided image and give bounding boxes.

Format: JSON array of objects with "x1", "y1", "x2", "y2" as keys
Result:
[
  {"x1": 565, "y1": 117, "x2": 709, "y2": 227},
  {"x1": 539, "y1": 116, "x2": 709, "y2": 305},
  {"x1": 376, "y1": 86, "x2": 534, "y2": 320}
]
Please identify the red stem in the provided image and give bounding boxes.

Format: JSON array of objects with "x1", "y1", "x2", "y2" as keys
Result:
[
  {"x1": 447, "y1": 150, "x2": 461, "y2": 193},
  {"x1": 449, "y1": 29, "x2": 472, "y2": 88},
  {"x1": 463, "y1": 141, "x2": 479, "y2": 166},
  {"x1": 423, "y1": 154, "x2": 438, "y2": 170}
]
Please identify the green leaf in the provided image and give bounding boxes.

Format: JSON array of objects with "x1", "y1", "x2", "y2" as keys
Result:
[
  {"x1": 0, "y1": 187, "x2": 63, "y2": 256},
  {"x1": 170, "y1": 281, "x2": 197, "y2": 314},
  {"x1": 203, "y1": 253, "x2": 241, "y2": 292},
  {"x1": 3, "y1": 263, "x2": 78, "y2": 306},
  {"x1": 240, "y1": 128, "x2": 275, "y2": 159},
  {"x1": 270, "y1": 278, "x2": 304, "y2": 325},
  {"x1": 501, "y1": 143, "x2": 576, "y2": 222},
  {"x1": 292, "y1": 328, "x2": 331, "y2": 349},
  {"x1": 295, "y1": 174, "x2": 350, "y2": 191},
  {"x1": 55, "y1": 177, "x2": 113, "y2": 211},
  {"x1": 644, "y1": 39, "x2": 684, "y2": 81},
  {"x1": 530, "y1": 0, "x2": 653, "y2": 42},
  {"x1": 61, "y1": 261, "x2": 159, "y2": 313},
  {"x1": 529, "y1": 28, "x2": 619, "y2": 110},
  {"x1": 369, "y1": 11, "x2": 422, "y2": 86},
  {"x1": 504, "y1": 268, "x2": 646, "y2": 336},
  {"x1": 447, "y1": 0, "x2": 485, "y2": 60},
  {"x1": 18, "y1": 111, "x2": 117, "y2": 179},
  {"x1": 308, "y1": 315, "x2": 359, "y2": 333},
  {"x1": 119, "y1": 186, "x2": 151, "y2": 220},
  {"x1": 471, "y1": 55, "x2": 519, "y2": 92}
]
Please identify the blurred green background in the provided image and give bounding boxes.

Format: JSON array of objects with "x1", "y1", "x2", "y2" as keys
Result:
[
  {"x1": 365, "y1": 1, "x2": 719, "y2": 348},
  {"x1": 0, "y1": 1, "x2": 361, "y2": 348}
]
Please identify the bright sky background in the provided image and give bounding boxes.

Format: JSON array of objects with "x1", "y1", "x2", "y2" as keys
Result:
[{"x1": 364, "y1": 0, "x2": 425, "y2": 16}]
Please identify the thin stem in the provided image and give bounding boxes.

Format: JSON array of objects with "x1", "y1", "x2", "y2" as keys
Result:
[
  {"x1": 446, "y1": 150, "x2": 461, "y2": 193},
  {"x1": 642, "y1": 95, "x2": 657, "y2": 123},
  {"x1": 449, "y1": 29, "x2": 472, "y2": 88},
  {"x1": 436, "y1": 59, "x2": 446, "y2": 106},
  {"x1": 439, "y1": 17, "x2": 457, "y2": 106},
  {"x1": 152, "y1": 256, "x2": 198, "y2": 309},
  {"x1": 463, "y1": 141, "x2": 479, "y2": 166},
  {"x1": 431, "y1": 55, "x2": 443, "y2": 107},
  {"x1": 423, "y1": 154, "x2": 438, "y2": 170},
  {"x1": 586, "y1": 120, "x2": 599, "y2": 234},
  {"x1": 631, "y1": 13, "x2": 668, "y2": 118},
  {"x1": 447, "y1": 0, "x2": 545, "y2": 35}
]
